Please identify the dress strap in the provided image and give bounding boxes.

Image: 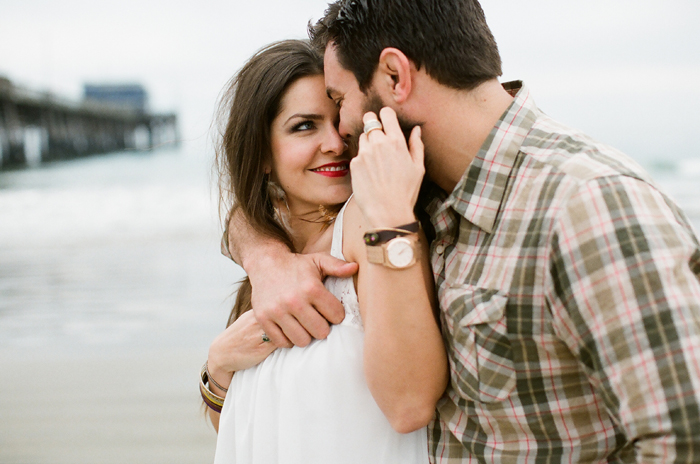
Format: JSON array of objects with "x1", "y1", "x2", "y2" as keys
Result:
[{"x1": 329, "y1": 197, "x2": 352, "y2": 261}]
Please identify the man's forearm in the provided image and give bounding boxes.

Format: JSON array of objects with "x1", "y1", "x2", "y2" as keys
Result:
[{"x1": 225, "y1": 206, "x2": 288, "y2": 270}]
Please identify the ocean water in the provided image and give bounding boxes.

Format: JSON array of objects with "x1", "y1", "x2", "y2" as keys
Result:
[
  {"x1": 0, "y1": 146, "x2": 698, "y2": 463},
  {"x1": 0, "y1": 146, "x2": 245, "y2": 354}
]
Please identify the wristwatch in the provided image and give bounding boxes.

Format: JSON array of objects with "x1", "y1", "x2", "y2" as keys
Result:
[{"x1": 363, "y1": 221, "x2": 420, "y2": 269}]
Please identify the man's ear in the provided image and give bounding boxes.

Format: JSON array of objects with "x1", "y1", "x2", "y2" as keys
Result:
[{"x1": 375, "y1": 47, "x2": 412, "y2": 104}]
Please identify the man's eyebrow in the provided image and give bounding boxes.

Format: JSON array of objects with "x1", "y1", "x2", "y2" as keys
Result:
[{"x1": 284, "y1": 113, "x2": 324, "y2": 125}]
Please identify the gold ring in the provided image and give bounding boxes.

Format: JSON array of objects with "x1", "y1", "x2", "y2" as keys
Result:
[
  {"x1": 363, "y1": 119, "x2": 383, "y2": 135},
  {"x1": 262, "y1": 333, "x2": 271, "y2": 343}
]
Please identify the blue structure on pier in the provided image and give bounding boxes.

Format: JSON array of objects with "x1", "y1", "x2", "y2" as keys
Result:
[{"x1": 84, "y1": 84, "x2": 148, "y2": 113}]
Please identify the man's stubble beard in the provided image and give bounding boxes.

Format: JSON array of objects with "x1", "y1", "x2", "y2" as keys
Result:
[
  {"x1": 355, "y1": 90, "x2": 435, "y2": 181},
  {"x1": 362, "y1": 91, "x2": 417, "y2": 142}
]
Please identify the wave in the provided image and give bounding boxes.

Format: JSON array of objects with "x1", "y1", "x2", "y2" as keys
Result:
[{"x1": 0, "y1": 184, "x2": 219, "y2": 247}]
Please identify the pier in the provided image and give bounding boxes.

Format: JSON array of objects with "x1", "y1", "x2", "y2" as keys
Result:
[{"x1": 0, "y1": 77, "x2": 178, "y2": 169}]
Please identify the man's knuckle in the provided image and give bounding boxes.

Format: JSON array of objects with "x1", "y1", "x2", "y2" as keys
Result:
[
  {"x1": 253, "y1": 306, "x2": 270, "y2": 321},
  {"x1": 284, "y1": 290, "x2": 303, "y2": 305},
  {"x1": 267, "y1": 303, "x2": 287, "y2": 320},
  {"x1": 301, "y1": 279, "x2": 321, "y2": 297}
]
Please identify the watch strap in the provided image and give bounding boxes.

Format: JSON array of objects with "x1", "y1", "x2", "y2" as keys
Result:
[
  {"x1": 365, "y1": 243, "x2": 385, "y2": 264},
  {"x1": 363, "y1": 221, "x2": 420, "y2": 246},
  {"x1": 394, "y1": 221, "x2": 420, "y2": 233}
]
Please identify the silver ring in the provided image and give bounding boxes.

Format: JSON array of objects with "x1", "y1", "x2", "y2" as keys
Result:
[
  {"x1": 262, "y1": 333, "x2": 271, "y2": 343},
  {"x1": 363, "y1": 119, "x2": 383, "y2": 135}
]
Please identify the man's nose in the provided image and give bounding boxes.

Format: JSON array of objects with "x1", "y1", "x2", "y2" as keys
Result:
[
  {"x1": 337, "y1": 114, "x2": 353, "y2": 142},
  {"x1": 322, "y1": 127, "x2": 346, "y2": 156}
]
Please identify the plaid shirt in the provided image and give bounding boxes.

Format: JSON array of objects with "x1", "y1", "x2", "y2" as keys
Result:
[{"x1": 427, "y1": 82, "x2": 700, "y2": 463}]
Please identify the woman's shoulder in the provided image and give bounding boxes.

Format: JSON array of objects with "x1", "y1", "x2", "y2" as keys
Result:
[{"x1": 341, "y1": 197, "x2": 369, "y2": 265}]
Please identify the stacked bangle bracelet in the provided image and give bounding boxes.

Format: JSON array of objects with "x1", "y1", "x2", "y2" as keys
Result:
[
  {"x1": 200, "y1": 362, "x2": 225, "y2": 413},
  {"x1": 204, "y1": 361, "x2": 229, "y2": 393}
]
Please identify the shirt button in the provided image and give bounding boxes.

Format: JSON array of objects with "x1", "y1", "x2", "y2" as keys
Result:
[{"x1": 436, "y1": 244, "x2": 445, "y2": 255}]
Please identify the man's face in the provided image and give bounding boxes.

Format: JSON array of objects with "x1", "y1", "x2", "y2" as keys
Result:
[
  {"x1": 323, "y1": 44, "x2": 369, "y2": 147},
  {"x1": 324, "y1": 43, "x2": 423, "y2": 147}
]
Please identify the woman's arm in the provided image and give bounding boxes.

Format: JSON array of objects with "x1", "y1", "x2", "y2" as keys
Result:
[
  {"x1": 344, "y1": 200, "x2": 448, "y2": 434},
  {"x1": 343, "y1": 108, "x2": 448, "y2": 433},
  {"x1": 206, "y1": 310, "x2": 278, "y2": 431}
]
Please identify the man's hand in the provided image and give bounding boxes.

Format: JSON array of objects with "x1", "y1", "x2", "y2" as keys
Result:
[
  {"x1": 350, "y1": 107, "x2": 425, "y2": 228},
  {"x1": 246, "y1": 250, "x2": 358, "y2": 347},
  {"x1": 226, "y1": 207, "x2": 358, "y2": 347}
]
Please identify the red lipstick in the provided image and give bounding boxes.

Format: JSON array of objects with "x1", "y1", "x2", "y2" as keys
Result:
[{"x1": 310, "y1": 161, "x2": 350, "y2": 178}]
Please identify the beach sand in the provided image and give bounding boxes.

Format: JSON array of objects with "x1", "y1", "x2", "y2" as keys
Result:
[
  {"x1": 0, "y1": 232, "x2": 243, "y2": 464},
  {"x1": 0, "y1": 349, "x2": 216, "y2": 464}
]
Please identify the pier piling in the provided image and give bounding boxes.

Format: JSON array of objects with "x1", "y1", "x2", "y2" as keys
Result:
[{"x1": 0, "y1": 78, "x2": 178, "y2": 169}]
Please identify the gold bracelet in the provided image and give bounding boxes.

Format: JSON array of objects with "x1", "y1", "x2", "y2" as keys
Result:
[
  {"x1": 200, "y1": 363, "x2": 225, "y2": 413},
  {"x1": 204, "y1": 361, "x2": 228, "y2": 393}
]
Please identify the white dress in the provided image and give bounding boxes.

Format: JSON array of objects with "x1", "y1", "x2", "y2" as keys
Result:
[{"x1": 214, "y1": 202, "x2": 429, "y2": 464}]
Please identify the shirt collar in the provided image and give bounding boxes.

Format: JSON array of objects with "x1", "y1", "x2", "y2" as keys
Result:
[{"x1": 441, "y1": 81, "x2": 539, "y2": 234}]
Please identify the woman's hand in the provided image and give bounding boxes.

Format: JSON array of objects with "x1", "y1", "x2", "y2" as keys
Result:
[
  {"x1": 207, "y1": 310, "x2": 278, "y2": 392},
  {"x1": 350, "y1": 107, "x2": 424, "y2": 229}
]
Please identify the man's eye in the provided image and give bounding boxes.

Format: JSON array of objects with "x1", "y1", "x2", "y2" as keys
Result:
[{"x1": 334, "y1": 99, "x2": 343, "y2": 109}]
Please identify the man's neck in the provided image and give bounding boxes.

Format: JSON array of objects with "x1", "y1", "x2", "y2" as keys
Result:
[{"x1": 418, "y1": 79, "x2": 514, "y2": 193}]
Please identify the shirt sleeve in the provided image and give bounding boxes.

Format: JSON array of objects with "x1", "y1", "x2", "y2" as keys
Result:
[{"x1": 547, "y1": 174, "x2": 700, "y2": 462}]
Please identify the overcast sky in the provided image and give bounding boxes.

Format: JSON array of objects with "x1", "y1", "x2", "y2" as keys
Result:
[{"x1": 1, "y1": 0, "x2": 699, "y2": 163}]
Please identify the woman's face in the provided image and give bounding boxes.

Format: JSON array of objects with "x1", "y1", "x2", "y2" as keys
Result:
[{"x1": 269, "y1": 75, "x2": 351, "y2": 217}]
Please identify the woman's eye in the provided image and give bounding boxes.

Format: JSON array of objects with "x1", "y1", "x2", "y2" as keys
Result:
[{"x1": 293, "y1": 121, "x2": 314, "y2": 132}]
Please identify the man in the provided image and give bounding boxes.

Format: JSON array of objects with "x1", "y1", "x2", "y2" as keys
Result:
[{"x1": 227, "y1": 0, "x2": 700, "y2": 461}]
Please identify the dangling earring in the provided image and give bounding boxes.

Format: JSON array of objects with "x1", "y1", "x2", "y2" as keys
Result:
[
  {"x1": 266, "y1": 178, "x2": 286, "y2": 204},
  {"x1": 266, "y1": 176, "x2": 291, "y2": 231}
]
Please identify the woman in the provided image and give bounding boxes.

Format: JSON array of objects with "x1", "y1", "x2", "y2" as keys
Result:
[{"x1": 205, "y1": 39, "x2": 447, "y2": 463}]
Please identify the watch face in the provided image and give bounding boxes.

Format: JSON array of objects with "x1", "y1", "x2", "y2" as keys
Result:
[{"x1": 386, "y1": 238, "x2": 415, "y2": 268}]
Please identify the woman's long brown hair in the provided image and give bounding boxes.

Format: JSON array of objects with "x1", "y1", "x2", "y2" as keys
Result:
[{"x1": 214, "y1": 40, "x2": 325, "y2": 325}]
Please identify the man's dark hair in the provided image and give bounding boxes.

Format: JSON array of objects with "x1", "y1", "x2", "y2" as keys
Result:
[{"x1": 309, "y1": 0, "x2": 502, "y2": 92}]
